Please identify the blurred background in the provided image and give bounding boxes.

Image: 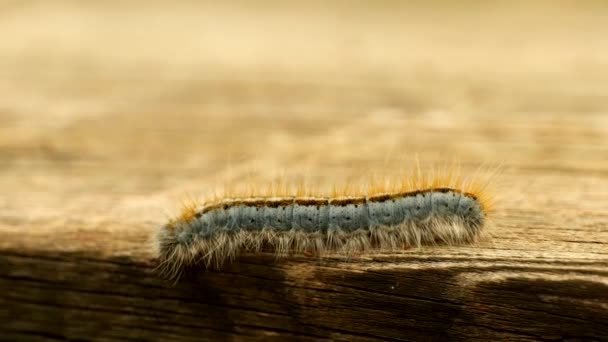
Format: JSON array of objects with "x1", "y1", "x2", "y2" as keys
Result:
[{"x1": 1, "y1": 1, "x2": 607, "y2": 247}]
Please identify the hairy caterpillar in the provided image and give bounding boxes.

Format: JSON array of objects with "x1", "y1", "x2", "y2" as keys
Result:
[{"x1": 156, "y1": 168, "x2": 494, "y2": 280}]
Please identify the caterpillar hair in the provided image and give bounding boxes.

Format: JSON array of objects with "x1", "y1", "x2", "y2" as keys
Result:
[{"x1": 156, "y1": 165, "x2": 496, "y2": 280}]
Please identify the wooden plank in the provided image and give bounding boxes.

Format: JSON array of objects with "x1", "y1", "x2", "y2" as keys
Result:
[{"x1": 1, "y1": 1, "x2": 608, "y2": 341}]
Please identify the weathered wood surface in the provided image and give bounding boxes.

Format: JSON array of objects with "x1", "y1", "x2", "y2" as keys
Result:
[{"x1": 1, "y1": 1, "x2": 608, "y2": 341}]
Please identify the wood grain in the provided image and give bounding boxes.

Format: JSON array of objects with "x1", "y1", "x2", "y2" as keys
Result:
[{"x1": 1, "y1": 1, "x2": 607, "y2": 341}]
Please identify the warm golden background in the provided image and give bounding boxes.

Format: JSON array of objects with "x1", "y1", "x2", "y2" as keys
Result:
[
  {"x1": 1, "y1": 0, "x2": 606, "y2": 254},
  {"x1": 1, "y1": 1, "x2": 607, "y2": 340}
]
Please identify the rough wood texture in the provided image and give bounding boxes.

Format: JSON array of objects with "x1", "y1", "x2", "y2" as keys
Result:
[{"x1": 1, "y1": 1, "x2": 607, "y2": 341}]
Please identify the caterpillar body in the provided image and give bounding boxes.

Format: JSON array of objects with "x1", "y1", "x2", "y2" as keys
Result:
[{"x1": 157, "y1": 171, "x2": 493, "y2": 280}]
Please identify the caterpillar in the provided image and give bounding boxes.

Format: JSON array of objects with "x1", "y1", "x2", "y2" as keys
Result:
[{"x1": 156, "y1": 168, "x2": 494, "y2": 280}]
